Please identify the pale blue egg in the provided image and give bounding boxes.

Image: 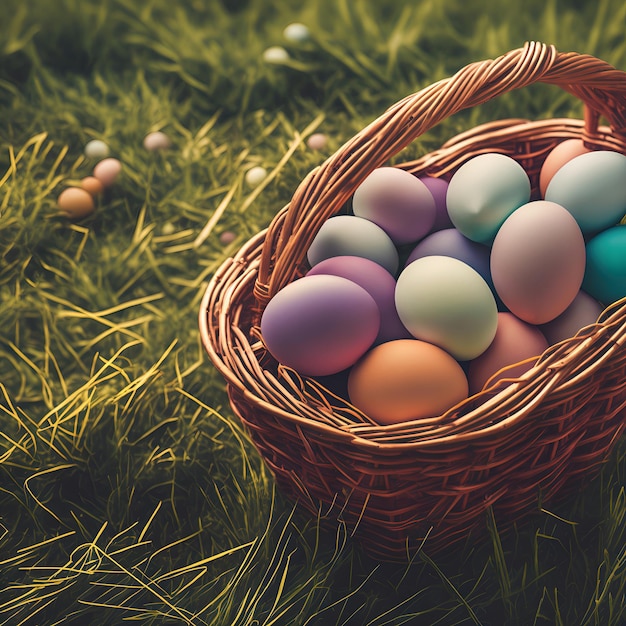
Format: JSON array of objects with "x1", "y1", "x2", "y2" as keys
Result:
[
  {"x1": 446, "y1": 153, "x2": 531, "y2": 243},
  {"x1": 307, "y1": 215, "x2": 400, "y2": 275},
  {"x1": 545, "y1": 150, "x2": 626, "y2": 235}
]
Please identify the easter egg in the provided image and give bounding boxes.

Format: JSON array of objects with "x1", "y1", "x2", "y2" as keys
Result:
[
  {"x1": 490, "y1": 200, "x2": 586, "y2": 324},
  {"x1": 545, "y1": 150, "x2": 626, "y2": 234},
  {"x1": 347, "y1": 339, "x2": 469, "y2": 425},
  {"x1": 446, "y1": 153, "x2": 531, "y2": 243},
  {"x1": 84, "y1": 139, "x2": 109, "y2": 160},
  {"x1": 307, "y1": 215, "x2": 399, "y2": 275},
  {"x1": 306, "y1": 255, "x2": 411, "y2": 344},
  {"x1": 540, "y1": 290, "x2": 604, "y2": 345},
  {"x1": 352, "y1": 167, "x2": 436, "y2": 245},
  {"x1": 263, "y1": 46, "x2": 290, "y2": 63},
  {"x1": 57, "y1": 187, "x2": 95, "y2": 220},
  {"x1": 307, "y1": 133, "x2": 328, "y2": 151},
  {"x1": 80, "y1": 176, "x2": 104, "y2": 197},
  {"x1": 582, "y1": 224, "x2": 626, "y2": 305},
  {"x1": 419, "y1": 176, "x2": 452, "y2": 231},
  {"x1": 468, "y1": 312, "x2": 548, "y2": 394},
  {"x1": 283, "y1": 22, "x2": 311, "y2": 42},
  {"x1": 395, "y1": 255, "x2": 498, "y2": 360},
  {"x1": 93, "y1": 158, "x2": 122, "y2": 187},
  {"x1": 405, "y1": 228, "x2": 492, "y2": 287},
  {"x1": 539, "y1": 139, "x2": 590, "y2": 198},
  {"x1": 260, "y1": 275, "x2": 380, "y2": 376},
  {"x1": 245, "y1": 166, "x2": 267, "y2": 187},
  {"x1": 143, "y1": 131, "x2": 171, "y2": 151}
]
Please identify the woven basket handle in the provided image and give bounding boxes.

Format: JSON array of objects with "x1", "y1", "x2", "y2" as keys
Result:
[{"x1": 255, "y1": 41, "x2": 626, "y2": 305}]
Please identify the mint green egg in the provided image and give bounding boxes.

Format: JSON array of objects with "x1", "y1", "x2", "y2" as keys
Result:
[
  {"x1": 446, "y1": 153, "x2": 531, "y2": 243},
  {"x1": 582, "y1": 224, "x2": 626, "y2": 305},
  {"x1": 545, "y1": 151, "x2": 626, "y2": 235}
]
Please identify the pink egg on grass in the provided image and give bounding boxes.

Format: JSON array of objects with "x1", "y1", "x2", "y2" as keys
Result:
[
  {"x1": 260, "y1": 274, "x2": 380, "y2": 377},
  {"x1": 93, "y1": 158, "x2": 122, "y2": 187},
  {"x1": 306, "y1": 255, "x2": 411, "y2": 344}
]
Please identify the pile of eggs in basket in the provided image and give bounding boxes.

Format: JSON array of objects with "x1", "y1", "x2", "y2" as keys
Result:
[{"x1": 261, "y1": 140, "x2": 626, "y2": 425}]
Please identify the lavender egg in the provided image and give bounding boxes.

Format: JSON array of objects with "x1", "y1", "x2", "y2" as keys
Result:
[
  {"x1": 419, "y1": 176, "x2": 452, "y2": 231},
  {"x1": 352, "y1": 167, "x2": 436, "y2": 245},
  {"x1": 540, "y1": 290, "x2": 604, "y2": 345},
  {"x1": 261, "y1": 274, "x2": 380, "y2": 376},
  {"x1": 307, "y1": 255, "x2": 412, "y2": 344}
]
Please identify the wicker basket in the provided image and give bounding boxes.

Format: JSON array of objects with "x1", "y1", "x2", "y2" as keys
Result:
[{"x1": 199, "y1": 42, "x2": 626, "y2": 560}]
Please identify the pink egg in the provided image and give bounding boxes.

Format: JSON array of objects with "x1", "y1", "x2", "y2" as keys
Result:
[
  {"x1": 260, "y1": 275, "x2": 380, "y2": 376},
  {"x1": 306, "y1": 255, "x2": 411, "y2": 344},
  {"x1": 490, "y1": 201, "x2": 586, "y2": 324},
  {"x1": 539, "y1": 139, "x2": 590, "y2": 198},
  {"x1": 93, "y1": 158, "x2": 122, "y2": 187},
  {"x1": 539, "y1": 290, "x2": 604, "y2": 345},
  {"x1": 468, "y1": 312, "x2": 548, "y2": 394}
]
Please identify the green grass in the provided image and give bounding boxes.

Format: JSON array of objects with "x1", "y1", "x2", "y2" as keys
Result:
[{"x1": 1, "y1": 0, "x2": 625, "y2": 623}]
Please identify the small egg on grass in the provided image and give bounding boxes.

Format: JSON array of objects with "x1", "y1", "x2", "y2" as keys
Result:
[
  {"x1": 93, "y1": 157, "x2": 122, "y2": 187},
  {"x1": 84, "y1": 139, "x2": 110, "y2": 160},
  {"x1": 80, "y1": 176, "x2": 104, "y2": 197},
  {"x1": 143, "y1": 131, "x2": 171, "y2": 151},
  {"x1": 283, "y1": 22, "x2": 310, "y2": 43},
  {"x1": 219, "y1": 231, "x2": 237, "y2": 245},
  {"x1": 263, "y1": 46, "x2": 290, "y2": 64},
  {"x1": 58, "y1": 187, "x2": 95, "y2": 220},
  {"x1": 245, "y1": 166, "x2": 267, "y2": 187},
  {"x1": 307, "y1": 133, "x2": 328, "y2": 151}
]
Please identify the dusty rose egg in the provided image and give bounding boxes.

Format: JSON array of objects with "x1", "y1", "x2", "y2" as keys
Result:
[
  {"x1": 347, "y1": 339, "x2": 469, "y2": 425},
  {"x1": 468, "y1": 312, "x2": 548, "y2": 394},
  {"x1": 93, "y1": 158, "x2": 122, "y2": 187},
  {"x1": 540, "y1": 290, "x2": 604, "y2": 345},
  {"x1": 57, "y1": 187, "x2": 95, "y2": 220},
  {"x1": 260, "y1": 274, "x2": 380, "y2": 376},
  {"x1": 490, "y1": 200, "x2": 586, "y2": 324}
]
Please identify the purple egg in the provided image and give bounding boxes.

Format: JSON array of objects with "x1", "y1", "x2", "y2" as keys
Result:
[
  {"x1": 307, "y1": 255, "x2": 412, "y2": 344},
  {"x1": 352, "y1": 167, "x2": 436, "y2": 245},
  {"x1": 539, "y1": 290, "x2": 604, "y2": 345},
  {"x1": 260, "y1": 274, "x2": 380, "y2": 376},
  {"x1": 419, "y1": 176, "x2": 452, "y2": 231}
]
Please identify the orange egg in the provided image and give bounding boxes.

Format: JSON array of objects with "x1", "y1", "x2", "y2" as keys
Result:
[
  {"x1": 57, "y1": 187, "x2": 95, "y2": 220},
  {"x1": 467, "y1": 312, "x2": 548, "y2": 394},
  {"x1": 80, "y1": 176, "x2": 104, "y2": 197},
  {"x1": 347, "y1": 339, "x2": 468, "y2": 425},
  {"x1": 539, "y1": 139, "x2": 590, "y2": 198}
]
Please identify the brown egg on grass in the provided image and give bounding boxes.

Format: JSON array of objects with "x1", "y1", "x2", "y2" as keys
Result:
[
  {"x1": 57, "y1": 187, "x2": 95, "y2": 220},
  {"x1": 80, "y1": 176, "x2": 104, "y2": 197}
]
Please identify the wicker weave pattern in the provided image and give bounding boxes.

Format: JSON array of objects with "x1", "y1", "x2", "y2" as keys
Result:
[{"x1": 199, "y1": 42, "x2": 626, "y2": 558}]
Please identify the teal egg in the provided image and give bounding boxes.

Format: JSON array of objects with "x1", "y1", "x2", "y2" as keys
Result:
[
  {"x1": 545, "y1": 151, "x2": 626, "y2": 235},
  {"x1": 582, "y1": 224, "x2": 626, "y2": 305},
  {"x1": 446, "y1": 153, "x2": 531, "y2": 243}
]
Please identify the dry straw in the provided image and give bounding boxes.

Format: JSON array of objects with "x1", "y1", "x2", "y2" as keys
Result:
[{"x1": 199, "y1": 42, "x2": 626, "y2": 560}]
